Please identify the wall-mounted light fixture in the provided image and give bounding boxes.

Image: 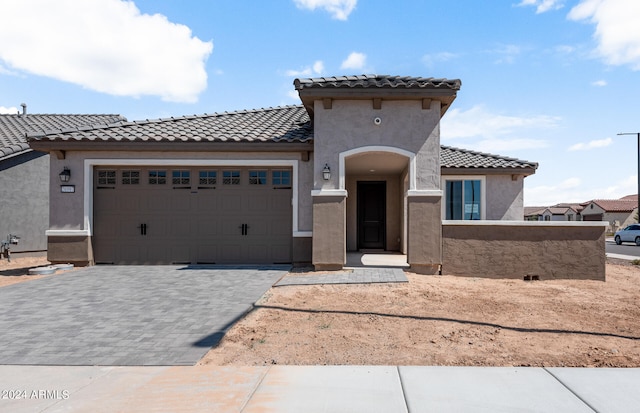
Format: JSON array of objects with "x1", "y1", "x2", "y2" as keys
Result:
[
  {"x1": 322, "y1": 164, "x2": 331, "y2": 181},
  {"x1": 59, "y1": 167, "x2": 71, "y2": 183}
]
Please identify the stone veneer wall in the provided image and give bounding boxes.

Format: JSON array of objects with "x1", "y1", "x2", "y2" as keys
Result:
[{"x1": 442, "y1": 221, "x2": 607, "y2": 280}]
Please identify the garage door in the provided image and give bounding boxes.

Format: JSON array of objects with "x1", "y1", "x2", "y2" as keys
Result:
[{"x1": 93, "y1": 166, "x2": 292, "y2": 264}]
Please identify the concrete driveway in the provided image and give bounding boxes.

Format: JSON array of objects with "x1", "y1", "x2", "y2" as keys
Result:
[{"x1": 0, "y1": 265, "x2": 288, "y2": 366}]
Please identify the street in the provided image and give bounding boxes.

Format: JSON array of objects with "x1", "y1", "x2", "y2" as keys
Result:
[{"x1": 606, "y1": 239, "x2": 640, "y2": 258}]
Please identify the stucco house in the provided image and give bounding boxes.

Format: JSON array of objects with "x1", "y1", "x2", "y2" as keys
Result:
[
  {"x1": 31, "y1": 74, "x2": 602, "y2": 278},
  {"x1": 580, "y1": 198, "x2": 638, "y2": 232},
  {"x1": 0, "y1": 108, "x2": 124, "y2": 258}
]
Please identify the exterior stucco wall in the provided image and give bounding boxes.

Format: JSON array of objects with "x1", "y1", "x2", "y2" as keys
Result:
[
  {"x1": 312, "y1": 195, "x2": 346, "y2": 270},
  {"x1": 581, "y1": 203, "x2": 605, "y2": 218},
  {"x1": 0, "y1": 152, "x2": 49, "y2": 253},
  {"x1": 313, "y1": 99, "x2": 441, "y2": 191},
  {"x1": 442, "y1": 222, "x2": 606, "y2": 280},
  {"x1": 345, "y1": 174, "x2": 402, "y2": 251},
  {"x1": 485, "y1": 174, "x2": 524, "y2": 220},
  {"x1": 604, "y1": 211, "x2": 634, "y2": 232},
  {"x1": 407, "y1": 196, "x2": 442, "y2": 274}
]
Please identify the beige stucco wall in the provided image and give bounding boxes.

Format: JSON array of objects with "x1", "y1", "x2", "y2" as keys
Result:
[
  {"x1": 407, "y1": 196, "x2": 442, "y2": 274},
  {"x1": 312, "y1": 195, "x2": 346, "y2": 270},
  {"x1": 486, "y1": 174, "x2": 524, "y2": 220},
  {"x1": 345, "y1": 174, "x2": 402, "y2": 251},
  {"x1": 442, "y1": 222, "x2": 606, "y2": 280},
  {"x1": 604, "y1": 211, "x2": 634, "y2": 232},
  {"x1": 313, "y1": 99, "x2": 441, "y2": 191}
]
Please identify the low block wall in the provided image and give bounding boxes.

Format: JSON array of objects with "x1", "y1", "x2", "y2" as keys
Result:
[{"x1": 442, "y1": 221, "x2": 607, "y2": 280}]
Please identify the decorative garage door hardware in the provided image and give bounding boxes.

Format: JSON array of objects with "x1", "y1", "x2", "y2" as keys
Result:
[
  {"x1": 137, "y1": 223, "x2": 148, "y2": 236},
  {"x1": 238, "y1": 223, "x2": 250, "y2": 235}
]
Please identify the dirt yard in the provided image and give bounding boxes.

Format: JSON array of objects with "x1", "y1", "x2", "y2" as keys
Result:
[
  {"x1": 0, "y1": 256, "x2": 54, "y2": 287},
  {"x1": 3, "y1": 256, "x2": 639, "y2": 367},
  {"x1": 201, "y1": 260, "x2": 640, "y2": 367}
]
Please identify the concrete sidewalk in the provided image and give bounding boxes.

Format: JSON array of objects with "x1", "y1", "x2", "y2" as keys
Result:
[{"x1": 1, "y1": 365, "x2": 638, "y2": 412}]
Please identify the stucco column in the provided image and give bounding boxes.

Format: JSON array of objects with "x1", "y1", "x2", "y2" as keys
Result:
[
  {"x1": 312, "y1": 194, "x2": 346, "y2": 271},
  {"x1": 407, "y1": 194, "x2": 442, "y2": 274}
]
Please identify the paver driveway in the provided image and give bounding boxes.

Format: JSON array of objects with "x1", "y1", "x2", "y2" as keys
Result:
[{"x1": 0, "y1": 265, "x2": 288, "y2": 366}]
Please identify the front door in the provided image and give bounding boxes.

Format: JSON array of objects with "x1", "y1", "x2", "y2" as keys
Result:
[{"x1": 357, "y1": 181, "x2": 386, "y2": 250}]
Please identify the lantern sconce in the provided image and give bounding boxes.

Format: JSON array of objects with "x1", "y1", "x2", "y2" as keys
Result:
[
  {"x1": 322, "y1": 164, "x2": 331, "y2": 181},
  {"x1": 59, "y1": 167, "x2": 71, "y2": 183}
]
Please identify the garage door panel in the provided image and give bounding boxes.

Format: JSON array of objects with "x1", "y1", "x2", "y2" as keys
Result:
[
  {"x1": 244, "y1": 247, "x2": 268, "y2": 263},
  {"x1": 94, "y1": 166, "x2": 292, "y2": 264},
  {"x1": 196, "y1": 245, "x2": 218, "y2": 264},
  {"x1": 247, "y1": 194, "x2": 269, "y2": 211},
  {"x1": 219, "y1": 244, "x2": 244, "y2": 262},
  {"x1": 220, "y1": 191, "x2": 243, "y2": 211}
]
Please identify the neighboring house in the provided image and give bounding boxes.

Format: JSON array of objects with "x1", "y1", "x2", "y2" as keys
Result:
[
  {"x1": 524, "y1": 206, "x2": 545, "y2": 221},
  {"x1": 28, "y1": 75, "x2": 538, "y2": 273},
  {"x1": 0, "y1": 108, "x2": 125, "y2": 257},
  {"x1": 537, "y1": 205, "x2": 578, "y2": 221},
  {"x1": 580, "y1": 198, "x2": 638, "y2": 232}
]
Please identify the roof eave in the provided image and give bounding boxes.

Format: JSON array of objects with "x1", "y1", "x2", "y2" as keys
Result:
[
  {"x1": 441, "y1": 167, "x2": 537, "y2": 176},
  {"x1": 297, "y1": 88, "x2": 458, "y2": 119}
]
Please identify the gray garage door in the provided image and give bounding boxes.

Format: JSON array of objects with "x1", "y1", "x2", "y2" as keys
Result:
[{"x1": 93, "y1": 166, "x2": 292, "y2": 264}]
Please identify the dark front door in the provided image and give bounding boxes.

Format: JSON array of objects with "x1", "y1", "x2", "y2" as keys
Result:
[{"x1": 357, "y1": 181, "x2": 386, "y2": 250}]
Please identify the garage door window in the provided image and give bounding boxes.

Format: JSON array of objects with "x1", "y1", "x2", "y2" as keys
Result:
[
  {"x1": 249, "y1": 170, "x2": 267, "y2": 185},
  {"x1": 172, "y1": 170, "x2": 190, "y2": 185},
  {"x1": 223, "y1": 170, "x2": 241, "y2": 185},
  {"x1": 97, "y1": 170, "x2": 116, "y2": 186},
  {"x1": 199, "y1": 170, "x2": 217, "y2": 186},
  {"x1": 272, "y1": 170, "x2": 291, "y2": 186},
  {"x1": 122, "y1": 170, "x2": 140, "y2": 185},
  {"x1": 149, "y1": 170, "x2": 167, "y2": 185}
]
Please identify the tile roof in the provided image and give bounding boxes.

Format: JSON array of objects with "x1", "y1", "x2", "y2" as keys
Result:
[
  {"x1": 588, "y1": 199, "x2": 638, "y2": 213},
  {"x1": 1, "y1": 113, "x2": 125, "y2": 160},
  {"x1": 440, "y1": 145, "x2": 538, "y2": 170},
  {"x1": 294, "y1": 75, "x2": 461, "y2": 91},
  {"x1": 524, "y1": 207, "x2": 546, "y2": 216},
  {"x1": 28, "y1": 105, "x2": 536, "y2": 171},
  {"x1": 28, "y1": 106, "x2": 313, "y2": 144}
]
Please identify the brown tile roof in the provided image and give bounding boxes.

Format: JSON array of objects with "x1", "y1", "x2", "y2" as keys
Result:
[
  {"x1": 589, "y1": 199, "x2": 638, "y2": 213},
  {"x1": 524, "y1": 207, "x2": 546, "y2": 216},
  {"x1": 28, "y1": 105, "x2": 537, "y2": 170},
  {"x1": 294, "y1": 74, "x2": 461, "y2": 91},
  {"x1": 1, "y1": 113, "x2": 125, "y2": 160},
  {"x1": 547, "y1": 207, "x2": 576, "y2": 215},
  {"x1": 440, "y1": 145, "x2": 538, "y2": 171},
  {"x1": 619, "y1": 194, "x2": 638, "y2": 201}
]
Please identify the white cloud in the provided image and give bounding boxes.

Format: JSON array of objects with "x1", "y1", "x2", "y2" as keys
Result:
[
  {"x1": 486, "y1": 44, "x2": 522, "y2": 64},
  {"x1": 441, "y1": 104, "x2": 560, "y2": 140},
  {"x1": 340, "y1": 52, "x2": 367, "y2": 70},
  {"x1": 293, "y1": 0, "x2": 357, "y2": 20},
  {"x1": 285, "y1": 60, "x2": 325, "y2": 77},
  {"x1": 568, "y1": 137, "x2": 613, "y2": 151},
  {"x1": 518, "y1": 0, "x2": 564, "y2": 13},
  {"x1": 422, "y1": 52, "x2": 459, "y2": 67},
  {"x1": 526, "y1": 177, "x2": 582, "y2": 205},
  {"x1": 0, "y1": 106, "x2": 19, "y2": 114},
  {"x1": 469, "y1": 138, "x2": 550, "y2": 154},
  {"x1": 525, "y1": 175, "x2": 637, "y2": 206},
  {"x1": 591, "y1": 79, "x2": 607, "y2": 86},
  {"x1": 0, "y1": 0, "x2": 213, "y2": 103},
  {"x1": 568, "y1": 0, "x2": 640, "y2": 70}
]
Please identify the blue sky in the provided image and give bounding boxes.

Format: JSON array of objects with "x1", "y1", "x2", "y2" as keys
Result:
[{"x1": 1, "y1": 0, "x2": 639, "y2": 206}]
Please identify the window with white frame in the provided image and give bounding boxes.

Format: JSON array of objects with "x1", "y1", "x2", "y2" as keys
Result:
[{"x1": 442, "y1": 177, "x2": 484, "y2": 220}]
